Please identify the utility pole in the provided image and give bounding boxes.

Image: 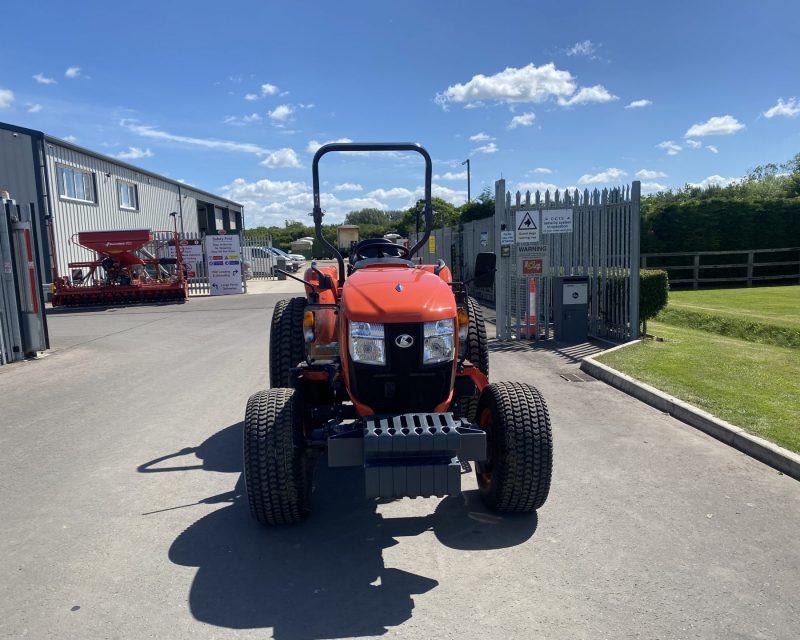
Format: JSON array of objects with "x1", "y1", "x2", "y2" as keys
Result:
[{"x1": 462, "y1": 158, "x2": 471, "y2": 202}]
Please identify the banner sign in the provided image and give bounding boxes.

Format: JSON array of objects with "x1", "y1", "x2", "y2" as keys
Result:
[{"x1": 205, "y1": 234, "x2": 242, "y2": 296}]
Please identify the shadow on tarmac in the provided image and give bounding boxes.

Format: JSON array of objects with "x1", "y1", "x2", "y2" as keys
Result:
[
  {"x1": 139, "y1": 423, "x2": 538, "y2": 639},
  {"x1": 488, "y1": 337, "x2": 605, "y2": 363}
]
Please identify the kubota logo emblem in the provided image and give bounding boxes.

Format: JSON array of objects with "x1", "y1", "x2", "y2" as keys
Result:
[{"x1": 395, "y1": 334, "x2": 414, "y2": 348}]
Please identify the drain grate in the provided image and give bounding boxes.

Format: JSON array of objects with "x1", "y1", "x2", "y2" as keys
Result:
[{"x1": 559, "y1": 372, "x2": 596, "y2": 382}]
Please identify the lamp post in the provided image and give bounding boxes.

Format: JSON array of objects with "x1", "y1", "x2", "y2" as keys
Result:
[{"x1": 461, "y1": 158, "x2": 471, "y2": 202}]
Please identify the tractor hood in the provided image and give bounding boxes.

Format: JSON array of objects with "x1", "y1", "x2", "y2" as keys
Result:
[{"x1": 341, "y1": 265, "x2": 456, "y2": 323}]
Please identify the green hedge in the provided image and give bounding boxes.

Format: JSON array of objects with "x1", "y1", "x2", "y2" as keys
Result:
[{"x1": 640, "y1": 269, "x2": 669, "y2": 334}]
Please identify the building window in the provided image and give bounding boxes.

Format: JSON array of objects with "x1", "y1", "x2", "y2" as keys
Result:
[
  {"x1": 57, "y1": 165, "x2": 95, "y2": 203},
  {"x1": 215, "y1": 207, "x2": 224, "y2": 230},
  {"x1": 229, "y1": 211, "x2": 237, "y2": 230},
  {"x1": 118, "y1": 181, "x2": 138, "y2": 210}
]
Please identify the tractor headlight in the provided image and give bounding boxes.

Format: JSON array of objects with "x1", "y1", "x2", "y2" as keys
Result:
[
  {"x1": 423, "y1": 319, "x2": 455, "y2": 364},
  {"x1": 349, "y1": 321, "x2": 386, "y2": 365}
]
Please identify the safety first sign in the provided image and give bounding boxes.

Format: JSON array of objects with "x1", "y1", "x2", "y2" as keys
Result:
[
  {"x1": 205, "y1": 234, "x2": 242, "y2": 296},
  {"x1": 516, "y1": 209, "x2": 539, "y2": 244}
]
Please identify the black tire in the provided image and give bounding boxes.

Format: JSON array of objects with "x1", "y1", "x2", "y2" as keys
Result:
[
  {"x1": 476, "y1": 381, "x2": 552, "y2": 512},
  {"x1": 269, "y1": 296, "x2": 306, "y2": 388},
  {"x1": 243, "y1": 388, "x2": 313, "y2": 525},
  {"x1": 464, "y1": 296, "x2": 489, "y2": 376},
  {"x1": 455, "y1": 296, "x2": 490, "y2": 422}
]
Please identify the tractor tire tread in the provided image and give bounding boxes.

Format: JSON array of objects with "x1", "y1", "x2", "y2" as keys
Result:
[
  {"x1": 478, "y1": 381, "x2": 552, "y2": 513},
  {"x1": 269, "y1": 296, "x2": 306, "y2": 388},
  {"x1": 244, "y1": 388, "x2": 312, "y2": 525}
]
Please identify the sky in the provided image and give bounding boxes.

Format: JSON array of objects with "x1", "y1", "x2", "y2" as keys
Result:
[{"x1": 1, "y1": 0, "x2": 799, "y2": 228}]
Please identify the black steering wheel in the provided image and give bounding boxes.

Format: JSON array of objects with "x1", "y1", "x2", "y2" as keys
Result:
[{"x1": 349, "y1": 238, "x2": 410, "y2": 265}]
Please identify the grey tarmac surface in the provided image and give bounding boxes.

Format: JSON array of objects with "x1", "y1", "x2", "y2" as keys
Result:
[{"x1": 1, "y1": 287, "x2": 798, "y2": 640}]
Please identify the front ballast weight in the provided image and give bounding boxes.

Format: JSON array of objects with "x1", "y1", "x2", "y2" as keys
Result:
[{"x1": 328, "y1": 412, "x2": 486, "y2": 499}]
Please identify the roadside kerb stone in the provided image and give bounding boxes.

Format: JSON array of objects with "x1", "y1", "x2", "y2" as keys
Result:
[{"x1": 581, "y1": 340, "x2": 800, "y2": 481}]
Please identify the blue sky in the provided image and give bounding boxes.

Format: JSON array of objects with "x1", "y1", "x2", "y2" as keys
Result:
[{"x1": 2, "y1": 0, "x2": 799, "y2": 227}]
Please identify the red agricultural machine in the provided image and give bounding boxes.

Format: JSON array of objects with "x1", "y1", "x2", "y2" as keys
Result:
[
  {"x1": 244, "y1": 143, "x2": 553, "y2": 525},
  {"x1": 52, "y1": 223, "x2": 188, "y2": 307}
]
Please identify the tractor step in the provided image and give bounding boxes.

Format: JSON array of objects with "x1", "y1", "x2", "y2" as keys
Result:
[{"x1": 328, "y1": 412, "x2": 486, "y2": 499}]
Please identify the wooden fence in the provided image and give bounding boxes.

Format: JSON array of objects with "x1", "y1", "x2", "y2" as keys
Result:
[{"x1": 641, "y1": 247, "x2": 800, "y2": 289}]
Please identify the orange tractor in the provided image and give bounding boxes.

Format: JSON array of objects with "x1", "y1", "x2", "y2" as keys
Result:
[{"x1": 244, "y1": 143, "x2": 552, "y2": 525}]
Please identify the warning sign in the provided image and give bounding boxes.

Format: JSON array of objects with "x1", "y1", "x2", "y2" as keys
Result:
[
  {"x1": 500, "y1": 230, "x2": 515, "y2": 246},
  {"x1": 516, "y1": 209, "x2": 539, "y2": 244},
  {"x1": 542, "y1": 208, "x2": 573, "y2": 234},
  {"x1": 522, "y1": 258, "x2": 544, "y2": 275},
  {"x1": 428, "y1": 235, "x2": 436, "y2": 254}
]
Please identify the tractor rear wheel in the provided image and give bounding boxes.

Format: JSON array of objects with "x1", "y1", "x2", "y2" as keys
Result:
[
  {"x1": 476, "y1": 381, "x2": 552, "y2": 513},
  {"x1": 243, "y1": 388, "x2": 314, "y2": 525},
  {"x1": 269, "y1": 296, "x2": 306, "y2": 388},
  {"x1": 455, "y1": 296, "x2": 489, "y2": 422}
]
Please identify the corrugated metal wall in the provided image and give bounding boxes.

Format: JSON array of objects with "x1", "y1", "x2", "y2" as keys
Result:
[
  {"x1": 44, "y1": 141, "x2": 241, "y2": 278},
  {"x1": 0, "y1": 128, "x2": 40, "y2": 208}
]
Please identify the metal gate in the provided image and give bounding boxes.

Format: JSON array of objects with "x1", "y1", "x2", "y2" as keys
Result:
[
  {"x1": 1, "y1": 198, "x2": 49, "y2": 364},
  {"x1": 494, "y1": 179, "x2": 640, "y2": 342}
]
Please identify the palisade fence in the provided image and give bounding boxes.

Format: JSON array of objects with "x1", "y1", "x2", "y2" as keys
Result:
[{"x1": 411, "y1": 180, "x2": 641, "y2": 342}]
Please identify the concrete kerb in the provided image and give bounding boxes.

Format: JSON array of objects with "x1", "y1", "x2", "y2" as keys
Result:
[{"x1": 580, "y1": 340, "x2": 800, "y2": 481}]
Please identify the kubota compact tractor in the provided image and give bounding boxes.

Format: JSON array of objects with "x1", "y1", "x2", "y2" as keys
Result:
[{"x1": 244, "y1": 143, "x2": 552, "y2": 525}]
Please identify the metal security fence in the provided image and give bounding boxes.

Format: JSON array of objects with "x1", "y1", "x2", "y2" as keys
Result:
[{"x1": 495, "y1": 180, "x2": 641, "y2": 342}]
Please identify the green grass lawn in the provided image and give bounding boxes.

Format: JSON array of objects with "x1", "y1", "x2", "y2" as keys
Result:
[
  {"x1": 668, "y1": 286, "x2": 800, "y2": 330},
  {"x1": 657, "y1": 286, "x2": 800, "y2": 349},
  {"x1": 597, "y1": 321, "x2": 800, "y2": 453}
]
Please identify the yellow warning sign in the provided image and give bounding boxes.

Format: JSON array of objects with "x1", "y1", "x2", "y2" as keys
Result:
[{"x1": 428, "y1": 235, "x2": 436, "y2": 254}]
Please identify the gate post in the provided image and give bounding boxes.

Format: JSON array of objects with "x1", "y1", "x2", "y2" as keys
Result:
[
  {"x1": 630, "y1": 181, "x2": 641, "y2": 339},
  {"x1": 494, "y1": 179, "x2": 508, "y2": 340}
]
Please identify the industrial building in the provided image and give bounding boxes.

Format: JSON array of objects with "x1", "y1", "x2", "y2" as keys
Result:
[{"x1": 0, "y1": 121, "x2": 243, "y2": 290}]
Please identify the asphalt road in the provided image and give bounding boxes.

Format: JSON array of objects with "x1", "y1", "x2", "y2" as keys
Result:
[{"x1": 1, "y1": 288, "x2": 798, "y2": 640}]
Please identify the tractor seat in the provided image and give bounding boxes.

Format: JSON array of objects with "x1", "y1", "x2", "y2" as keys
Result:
[{"x1": 348, "y1": 238, "x2": 412, "y2": 270}]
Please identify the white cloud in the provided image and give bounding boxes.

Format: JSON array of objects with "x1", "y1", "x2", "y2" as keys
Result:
[
  {"x1": 298, "y1": 103, "x2": 314, "y2": 109},
  {"x1": 566, "y1": 40, "x2": 597, "y2": 57},
  {"x1": 434, "y1": 171, "x2": 468, "y2": 181},
  {"x1": 33, "y1": 73, "x2": 56, "y2": 85},
  {"x1": 261, "y1": 83, "x2": 279, "y2": 96},
  {"x1": 0, "y1": 88, "x2": 14, "y2": 109},
  {"x1": 224, "y1": 113, "x2": 262, "y2": 126},
  {"x1": 685, "y1": 139, "x2": 702, "y2": 148},
  {"x1": 763, "y1": 97, "x2": 800, "y2": 119},
  {"x1": 641, "y1": 182, "x2": 668, "y2": 192},
  {"x1": 533, "y1": 167, "x2": 552, "y2": 174},
  {"x1": 684, "y1": 115, "x2": 744, "y2": 137},
  {"x1": 27, "y1": 103, "x2": 42, "y2": 113},
  {"x1": 121, "y1": 120, "x2": 271, "y2": 155},
  {"x1": 689, "y1": 175, "x2": 739, "y2": 189},
  {"x1": 222, "y1": 177, "x2": 308, "y2": 199},
  {"x1": 366, "y1": 187, "x2": 415, "y2": 200},
  {"x1": 706, "y1": 145, "x2": 719, "y2": 154},
  {"x1": 625, "y1": 99, "x2": 652, "y2": 109},
  {"x1": 558, "y1": 85, "x2": 617, "y2": 106},
  {"x1": 508, "y1": 112, "x2": 536, "y2": 129},
  {"x1": 636, "y1": 169, "x2": 667, "y2": 179},
  {"x1": 244, "y1": 93, "x2": 258, "y2": 101},
  {"x1": 306, "y1": 138, "x2": 353, "y2": 154},
  {"x1": 430, "y1": 184, "x2": 467, "y2": 205},
  {"x1": 471, "y1": 142, "x2": 498, "y2": 155},
  {"x1": 65, "y1": 66, "x2": 81, "y2": 79},
  {"x1": 435, "y1": 63, "x2": 577, "y2": 107},
  {"x1": 469, "y1": 132, "x2": 493, "y2": 142},
  {"x1": 268, "y1": 104, "x2": 294, "y2": 121},
  {"x1": 578, "y1": 168, "x2": 627, "y2": 184},
  {"x1": 260, "y1": 148, "x2": 302, "y2": 168},
  {"x1": 115, "y1": 147, "x2": 154, "y2": 160},
  {"x1": 333, "y1": 183, "x2": 362, "y2": 192},
  {"x1": 518, "y1": 181, "x2": 558, "y2": 192},
  {"x1": 62, "y1": 135, "x2": 78, "y2": 143},
  {"x1": 657, "y1": 140, "x2": 682, "y2": 155}
]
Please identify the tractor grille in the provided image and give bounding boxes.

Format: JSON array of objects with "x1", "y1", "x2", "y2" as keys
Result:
[{"x1": 349, "y1": 323, "x2": 453, "y2": 414}]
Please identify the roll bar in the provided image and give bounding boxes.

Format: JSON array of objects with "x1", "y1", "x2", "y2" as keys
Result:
[{"x1": 311, "y1": 142, "x2": 433, "y2": 286}]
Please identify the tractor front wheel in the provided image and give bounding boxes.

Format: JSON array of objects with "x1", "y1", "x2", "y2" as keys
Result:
[
  {"x1": 244, "y1": 388, "x2": 314, "y2": 525},
  {"x1": 476, "y1": 381, "x2": 552, "y2": 512}
]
